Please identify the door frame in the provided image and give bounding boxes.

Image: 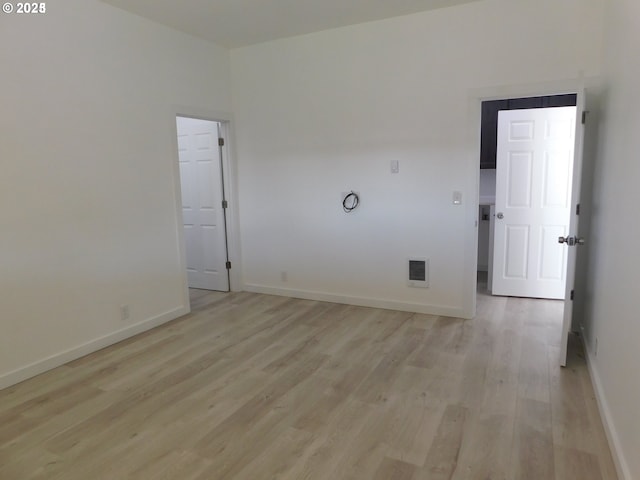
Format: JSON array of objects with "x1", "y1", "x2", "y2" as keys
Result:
[
  {"x1": 170, "y1": 107, "x2": 242, "y2": 310},
  {"x1": 466, "y1": 78, "x2": 591, "y2": 319}
]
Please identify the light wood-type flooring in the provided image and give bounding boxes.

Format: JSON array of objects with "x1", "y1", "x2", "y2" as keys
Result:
[{"x1": 0, "y1": 282, "x2": 617, "y2": 479}]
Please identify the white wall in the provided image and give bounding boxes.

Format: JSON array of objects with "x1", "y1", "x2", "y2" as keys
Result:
[
  {"x1": 230, "y1": 0, "x2": 604, "y2": 317},
  {"x1": 581, "y1": 0, "x2": 640, "y2": 477},
  {"x1": 0, "y1": 0, "x2": 232, "y2": 387}
]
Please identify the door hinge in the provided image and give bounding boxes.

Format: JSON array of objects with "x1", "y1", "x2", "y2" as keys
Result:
[
  {"x1": 222, "y1": 200, "x2": 228, "y2": 209},
  {"x1": 581, "y1": 111, "x2": 588, "y2": 125},
  {"x1": 218, "y1": 137, "x2": 225, "y2": 147},
  {"x1": 576, "y1": 203, "x2": 581, "y2": 216},
  {"x1": 570, "y1": 290, "x2": 575, "y2": 301},
  {"x1": 225, "y1": 261, "x2": 231, "y2": 270}
]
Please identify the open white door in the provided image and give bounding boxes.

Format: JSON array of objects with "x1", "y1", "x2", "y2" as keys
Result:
[
  {"x1": 492, "y1": 106, "x2": 577, "y2": 299},
  {"x1": 559, "y1": 91, "x2": 587, "y2": 367},
  {"x1": 176, "y1": 116, "x2": 230, "y2": 292}
]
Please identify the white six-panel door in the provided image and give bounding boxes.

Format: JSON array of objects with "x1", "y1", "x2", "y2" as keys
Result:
[
  {"x1": 176, "y1": 116, "x2": 229, "y2": 292},
  {"x1": 492, "y1": 106, "x2": 576, "y2": 299}
]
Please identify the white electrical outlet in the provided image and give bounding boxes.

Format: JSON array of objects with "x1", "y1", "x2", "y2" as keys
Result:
[{"x1": 120, "y1": 304, "x2": 130, "y2": 321}]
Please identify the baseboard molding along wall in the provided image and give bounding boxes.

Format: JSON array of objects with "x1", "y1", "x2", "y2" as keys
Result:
[
  {"x1": 580, "y1": 327, "x2": 632, "y2": 480},
  {"x1": 0, "y1": 306, "x2": 190, "y2": 391},
  {"x1": 243, "y1": 283, "x2": 467, "y2": 319}
]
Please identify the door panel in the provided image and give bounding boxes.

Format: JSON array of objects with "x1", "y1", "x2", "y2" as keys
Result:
[
  {"x1": 504, "y1": 226, "x2": 529, "y2": 279},
  {"x1": 542, "y1": 149, "x2": 572, "y2": 207},
  {"x1": 507, "y1": 152, "x2": 533, "y2": 207},
  {"x1": 492, "y1": 106, "x2": 576, "y2": 299},
  {"x1": 538, "y1": 225, "x2": 567, "y2": 280},
  {"x1": 509, "y1": 120, "x2": 534, "y2": 141},
  {"x1": 176, "y1": 116, "x2": 229, "y2": 292}
]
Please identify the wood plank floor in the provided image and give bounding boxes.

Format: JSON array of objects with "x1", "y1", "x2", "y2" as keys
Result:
[{"x1": 0, "y1": 285, "x2": 617, "y2": 479}]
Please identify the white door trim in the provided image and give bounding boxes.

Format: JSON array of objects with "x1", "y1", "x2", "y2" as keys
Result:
[{"x1": 169, "y1": 107, "x2": 242, "y2": 310}]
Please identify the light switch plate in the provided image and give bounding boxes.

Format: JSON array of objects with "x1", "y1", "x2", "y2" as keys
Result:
[
  {"x1": 453, "y1": 191, "x2": 462, "y2": 205},
  {"x1": 391, "y1": 160, "x2": 399, "y2": 174}
]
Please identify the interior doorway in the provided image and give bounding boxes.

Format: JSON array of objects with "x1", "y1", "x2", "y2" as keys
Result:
[
  {"x1": 477, "y1": 94, "x2": 577, "y2": 299},
  {"x1": 176, "y1": 116, "x2": 230, "y2": 292},
  {"x1": 473, "y1": 86, "x2": 589, "y2": 367}
]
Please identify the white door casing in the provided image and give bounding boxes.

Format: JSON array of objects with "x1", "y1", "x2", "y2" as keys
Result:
[
  {"x1": 492, "y1": 106, "x2": 577, "y2": 300},
  {"x1": 176, "y1": 116, "x2": 230, "y2": 292}
]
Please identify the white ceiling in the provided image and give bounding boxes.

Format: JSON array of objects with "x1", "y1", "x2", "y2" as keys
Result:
[{"x1": 101, "y1": 0, "x2": 483, "y2": 48}]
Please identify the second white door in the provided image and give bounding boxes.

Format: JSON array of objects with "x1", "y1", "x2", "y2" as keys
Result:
[
  {"x1": 176, "y1": 116, "x2": 229, "y2": 292},
  {"x1": 492, "y1": 106, "x2": 576, "y2": 299}
]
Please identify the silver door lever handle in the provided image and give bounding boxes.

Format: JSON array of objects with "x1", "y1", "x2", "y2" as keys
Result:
[{"x1": 558, "y1": 236, "x2": 585, "y2": 246}]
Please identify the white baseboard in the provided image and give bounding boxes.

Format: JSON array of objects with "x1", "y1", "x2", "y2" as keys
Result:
[
  {"x1": 579, "y1": 326, "x2": 632, "y2": 480},
  {"x1": 0, "y1": 305, "x2": 190, "y2": 391},
  {"x1": 243, "y1": 283, "x2": 467, "y2": 318}
]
